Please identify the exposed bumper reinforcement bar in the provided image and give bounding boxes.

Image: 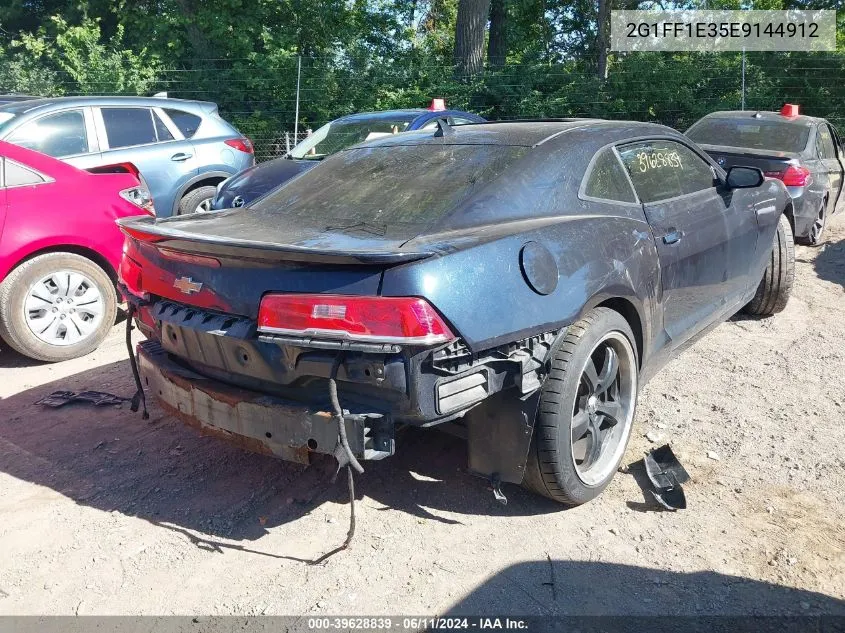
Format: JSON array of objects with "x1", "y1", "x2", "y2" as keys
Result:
[{"x1": 137, "y1": 340, "x2": 394, "y2": 464}]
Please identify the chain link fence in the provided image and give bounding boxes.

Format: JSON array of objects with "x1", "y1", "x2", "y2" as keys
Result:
[{"x1": 4, "y1": 52, "x2": 844, "y2": 163}]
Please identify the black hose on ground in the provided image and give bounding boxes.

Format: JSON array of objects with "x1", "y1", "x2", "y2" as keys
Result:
[
  {"x1": 329, "y1": 355, "x2": 364, "y2": 475},
  {"x1": 309, "y1": 354, "x2": 363, "y2": 565},
  {"x1": 125, "y1": 304, "x2": 149, "y2": 420},
  {"x1": 309, "y1": 465, "x2": 356, "y2": 566}
]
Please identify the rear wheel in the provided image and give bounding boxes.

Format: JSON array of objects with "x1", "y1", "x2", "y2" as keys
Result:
[
  {"x1": 178, "y1": 185, "x2": 217, "y2": 215},
  {"x1": 523, "y1": 307, "x2": 638, "y2": 505},
  {"x1": 745, "y1": 213, "x2": 795, "y2": 317},
  {"x1": 0, "y1": 253, "x2": 117, "y2": 362}
]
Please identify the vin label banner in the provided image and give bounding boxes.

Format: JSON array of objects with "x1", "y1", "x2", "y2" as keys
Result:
[{"x1": 610, "y1": 10, "x2": 837, "y2": 52}]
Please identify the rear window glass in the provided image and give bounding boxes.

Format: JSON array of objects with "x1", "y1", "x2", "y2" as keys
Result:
[
  {"x1": 687, "y1": 118, "x2": 810, "y2": 153},
  {"x1": 251, "y1": 144, "x2": 527, "y2": 228},
  {"x1": 164, "y1": 109, "x2": 202, "y2": 138},
  {"x1": 102, "y1": 108, "x2": 157, "y2": 148},
  {"x1": 289, "y1": 117, "x2": 416, "y2": 159}
]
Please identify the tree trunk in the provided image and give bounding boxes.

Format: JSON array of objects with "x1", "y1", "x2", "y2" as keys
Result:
[
  {"x1": 487, "y1": 0, "x2": 507, "y2": 67},
  {"x1": 596, "y1": 0, "x2": 611, "y2": 80},
  {"x1": 173, "y1": 0, "x2": 213, "y2": 67},
  {"x1": 454, "y1": 0, "x2": 492, "y2": 78}
]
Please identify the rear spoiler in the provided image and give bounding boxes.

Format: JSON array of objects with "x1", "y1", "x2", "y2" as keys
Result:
[{"x1": 117, "y1": 217, "x2": 434, "y2": 266}]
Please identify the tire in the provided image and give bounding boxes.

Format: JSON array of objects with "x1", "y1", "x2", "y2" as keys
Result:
[
  {"x1": 0, "y1": 253, "x2": 117, "y2": 362},
  {"x1": 178, "y1": 185, "x2": 217, "y2": 215},
  {"x1": 523, "y1": 307, "x2": 639, "y2": 506},
  {"x1": 745, "y1": 213, "x2": 795, "y2": 317},
  {"x1": 805, "y1": 199, "x2": 827, "y2": 246}
]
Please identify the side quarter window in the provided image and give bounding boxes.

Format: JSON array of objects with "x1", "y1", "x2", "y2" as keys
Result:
[
  {"x1": 4, "y1": 159, "x2": 47, "y2": 187},
  {"x1": 618, "y1": 140, "x2": 715, "y2": 203},
  {"x1": 163, "y1": 109, "x2": 202, "y2": 138},
  {"x1": 582, "y1": 147, "x2": 637, "y2": 203},
  {"x1": 6, "y1": 110, "x2": 90, "y2": 158}
]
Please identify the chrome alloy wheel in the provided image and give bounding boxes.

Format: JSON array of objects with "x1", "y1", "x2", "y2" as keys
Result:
[
  {"x1": 570, "y1": 331, "x2": 638, "y2": 486},
  {"x1": 23, "y1": 270, "x2": 105, "y2": 346}
]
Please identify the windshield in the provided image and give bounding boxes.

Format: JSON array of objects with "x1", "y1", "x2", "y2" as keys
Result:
[
  {"x1": 252, "y1": 143, "x2": 527, "y2": 230},
  {"x1": 289, "y1": 116, "x2": 417, "y2": 159},
  {"x1": 687, "y1": 118, "x2": 810, "y2": 153}
]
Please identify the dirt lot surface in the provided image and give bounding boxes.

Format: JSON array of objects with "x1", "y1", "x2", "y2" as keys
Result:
[{"x1": 1, "y1": 217, "x2": 844, "y2": 618}]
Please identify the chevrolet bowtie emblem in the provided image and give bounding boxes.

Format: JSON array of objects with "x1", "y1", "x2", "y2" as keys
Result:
[{"x1": 174, "y1": 276, "x2": 203, "y2": 295}]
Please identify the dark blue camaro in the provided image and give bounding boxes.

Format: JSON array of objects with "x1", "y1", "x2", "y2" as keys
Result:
[
  {"x1": 120, "y1": 120, "x2": 794, "y2": 506},
  {"x1": 211, "y1": 106, "x2": 485, "y2": 210}
]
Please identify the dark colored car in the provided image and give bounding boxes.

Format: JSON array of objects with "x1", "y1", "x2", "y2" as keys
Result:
[
  {"x1": 686, "y1": 105, "x2": 845, "y2": 245},
  {"x1": 119, "y1": 120, "x2": 794, "y2": 506},
  {"x1": 211, "y1": 106, "x2": 485, "y2": 209}
]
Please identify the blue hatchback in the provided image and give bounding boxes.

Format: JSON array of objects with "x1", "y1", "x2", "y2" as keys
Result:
[
  {"x1": 0, "y1": 96, "x2": 255, "y2": 217},
  {"x1": 212, "y1": 105, "x2": 485, "y2": 209}
]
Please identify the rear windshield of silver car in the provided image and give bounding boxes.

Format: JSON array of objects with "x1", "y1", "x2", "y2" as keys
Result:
[
  {"x1": 686, "y1": 118, "x2": 810, "y2": 153},
  {"x1": 250, "y1": 144, "x2": 528, "y2": 227}
]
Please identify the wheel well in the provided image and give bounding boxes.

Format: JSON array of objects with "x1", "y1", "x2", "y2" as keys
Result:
[
  {"x1": 10, "y1": 245, "x2": 117, "y2": 287},
  {"x1": 783, "y1": 202, "x2": 795, "y2": 234},
  {"x1": 597, "y1": 297, "x2": 644, "y2": 369},
  {"x1": 182, "y1": 176, "x2": 226, "y2": 198}
]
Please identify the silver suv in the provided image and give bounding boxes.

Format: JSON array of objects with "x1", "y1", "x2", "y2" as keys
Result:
[{"x1": 0, "y1": 96, "x2": 255, "y2": 217}]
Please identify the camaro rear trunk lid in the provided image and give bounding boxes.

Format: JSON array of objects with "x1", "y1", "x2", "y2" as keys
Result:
[{"x1": 699, "y1": 144, "x2": 800, "y2": 175}]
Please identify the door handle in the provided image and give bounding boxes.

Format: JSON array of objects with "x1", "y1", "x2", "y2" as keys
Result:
[
  {"x1": 662, "y1": 229, "x2": 684, "y2": 245},
  {"x1": 170, "y1": 152, "x2": 193, "y2": 161}
]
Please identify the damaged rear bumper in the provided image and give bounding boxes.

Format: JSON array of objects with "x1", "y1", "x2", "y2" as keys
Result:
[{"x1": 137, "y1": 340, "x2": 394, "y2": 464}]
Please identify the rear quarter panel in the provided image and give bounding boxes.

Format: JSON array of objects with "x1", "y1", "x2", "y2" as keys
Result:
[
  {"x1": 0, "y1": 173, "x2": 141, "y2": 281},
  {"x1": 381, "y1": 207, "x2": 661, "y2": 362}
]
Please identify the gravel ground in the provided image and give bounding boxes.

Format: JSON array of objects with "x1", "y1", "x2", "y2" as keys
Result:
[{"x1": 0, "y1": 216, "x2": 843, "y2": 617}]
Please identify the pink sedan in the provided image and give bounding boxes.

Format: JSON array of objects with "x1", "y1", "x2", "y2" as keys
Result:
[{"x1": 0, "y1": 140, "x2": 153, "y2": 362}]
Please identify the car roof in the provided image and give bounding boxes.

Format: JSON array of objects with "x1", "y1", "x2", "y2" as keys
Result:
[
  {"x1": 355, "y1": 119, "x2": 677, "y2": 148},
  {"x1": 696, "y1": 110, "x2": 824, "y2": 127},
  {"x1": 0, "y1": 95, "x2": 217, "y2": 115},
  {"x1": 332, "y1": 108, "x2": 480, "y2": 124}
]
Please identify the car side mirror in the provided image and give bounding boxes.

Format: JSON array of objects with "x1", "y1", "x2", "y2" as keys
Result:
[{"x1": 725, "y1": 166, "x2": 765, "y2": 189}]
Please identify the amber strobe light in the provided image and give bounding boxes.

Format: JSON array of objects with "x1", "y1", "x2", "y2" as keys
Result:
[{"x1": 257, "y1": 294, "x2": 455, "y2": 344}]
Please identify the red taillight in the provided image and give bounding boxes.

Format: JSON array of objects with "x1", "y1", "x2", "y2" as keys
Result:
[
  {"x1": 120, "y1": 186, "x2": 156, "y2": 216},
  {"x1": 119, "y1": 238, "x2": 146, "y2": 298},
  {"x1": 766, "y1": 165, "x2": 812, "y2": 187},
  {"x1": 257, "y1": 294, "x2": 455, "y2": 345},
  {"x1": 225, "y1": 138, "x2": 254, "y2": 154}
]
